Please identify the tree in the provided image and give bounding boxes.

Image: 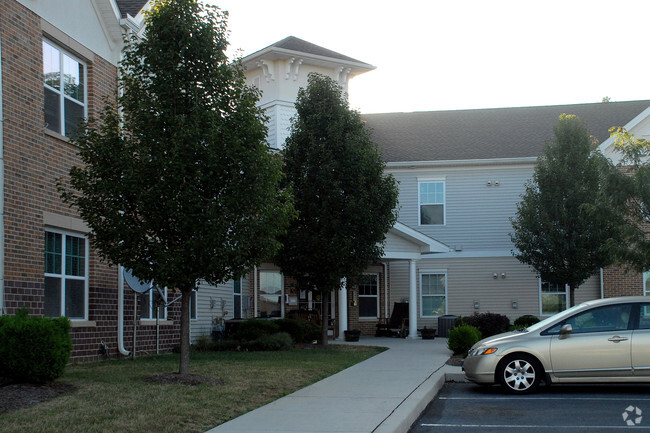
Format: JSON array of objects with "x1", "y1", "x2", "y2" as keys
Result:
[
  {"x1": 603, "y1": 127, "x2": 650, "y2": 271},
  {"x1": 510, "y1": 114, "x2": 622, "y2": 307},
  {"x1": 277, "y1": 73, "x2": 399, "y2": 345},
  {"x1": 60, "y1": 0, "x2": 293, "y2": 374}
]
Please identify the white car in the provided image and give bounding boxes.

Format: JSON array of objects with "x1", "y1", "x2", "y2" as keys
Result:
[{"x1": 462, "y1": 296, "x2": 650, "y2": 393}]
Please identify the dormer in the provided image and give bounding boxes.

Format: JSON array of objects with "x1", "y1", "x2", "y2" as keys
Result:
[{"x1": 241, "y1": 36, "x2": 374, "y2": 149}]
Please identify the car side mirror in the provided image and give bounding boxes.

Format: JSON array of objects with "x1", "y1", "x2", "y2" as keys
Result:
[{"x1": 559, "y1": 323, "x2": 572, "y2": 339}]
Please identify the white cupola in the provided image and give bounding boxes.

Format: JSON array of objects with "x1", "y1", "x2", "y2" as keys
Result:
[{"x1": 241, "y1": 36, "x2": 374, "y2": 149}]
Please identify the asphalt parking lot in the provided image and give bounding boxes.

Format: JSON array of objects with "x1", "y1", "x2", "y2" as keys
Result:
[{"x1": 409, "y1": 381, "x2": 650, "y2": 433}]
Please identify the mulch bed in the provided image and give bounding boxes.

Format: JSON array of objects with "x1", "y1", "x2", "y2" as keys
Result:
[
  {"x1": 446, "y1": 355, "x2": 464, "y2": 366},
  {"x1": 0, "y1": 380, "x2": 76, "y2": 414}
]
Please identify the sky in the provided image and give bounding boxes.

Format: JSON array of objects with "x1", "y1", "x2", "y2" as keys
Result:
[{"x1": 206, "y1": 0, "x2": 650, "y2": 114}]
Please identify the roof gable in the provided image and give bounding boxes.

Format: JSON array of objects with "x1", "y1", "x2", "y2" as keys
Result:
[
  {"x1": 364, "y1": 100, "x2": 650, "y2": 163},
  {"x1": 115, "y1": 0, "x2": 149, "y2": 18}
]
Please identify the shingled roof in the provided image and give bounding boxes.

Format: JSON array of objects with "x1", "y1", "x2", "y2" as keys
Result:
[
  {"x1": 363, "y1": 100, "x2": 650, "y2": 163},
  {"x1": 249, "y1": 36, "x2": 373, "y2": 68},
  {"x1": 115, "y1": 0, "x2": 149, "y2": 18}
]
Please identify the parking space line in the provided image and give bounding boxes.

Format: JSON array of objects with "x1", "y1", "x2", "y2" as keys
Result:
[
  {"x1": 440, "y1": 396, "x2": 650, "y2": 401},
  {"x1": 421, "y1": 423, "x2": 650, "y2": 429}
]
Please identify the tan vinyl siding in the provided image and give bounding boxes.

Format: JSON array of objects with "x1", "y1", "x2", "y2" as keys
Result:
[
  {"x1": 388, "y1": 164, "x2": 535, "y2": 251},
  {"x1": 389, "y1": 256, "x2": 602, "y2": 325},
  {"x1": 192, "y1": 279, "x2": 236, "y2": 341}
]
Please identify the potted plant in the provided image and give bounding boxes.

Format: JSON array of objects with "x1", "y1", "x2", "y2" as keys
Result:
[
  {"x1": 344, "y1": 329, "x2": 361, "y2": 342},
  {"x1": 420, "y1": 326, "x2": 436, "y2": 340}
]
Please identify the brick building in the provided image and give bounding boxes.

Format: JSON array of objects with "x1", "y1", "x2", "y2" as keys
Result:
[{"x1": 0, "y1": 0, "x2": 182, "y2": 362}]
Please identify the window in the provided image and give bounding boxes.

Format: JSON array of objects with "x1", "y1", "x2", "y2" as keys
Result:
[
  {"x1": 190, "y1": 290, "x2": 197, "y2": 320},
  {"x1": 44, "y1": 230, "x2": 88, "y2": 319},
  {"x1": 260, "y1": 271, "x2": 282, "y2": 318},
  {"x1": 233, "y1": 279, "x2": 242, "y2": 319},
  {"x1": 420, "y1": 272, "x2": 446, "y2": 317},
  {"x1": 540, "y1": 280, "x2": 567, "y2": 316},
  {"x1": 565, "y1": 304, "x2": 632, "y2": 334},
  {"x1": 140, "y1": 287, "x2": 167, "y2": 320},
  {"x1": 358, "y1": 274, "x2": 379, "y2": 318},
  {"x1": 419, "y1": 181, "x2": 445, "y2": 225},
  {"x1": 43, "y1": 40, "x2": 86, "y2": 137},
  {"x1": 644, "y1": 271, "x2": 650, "y2": 296}
]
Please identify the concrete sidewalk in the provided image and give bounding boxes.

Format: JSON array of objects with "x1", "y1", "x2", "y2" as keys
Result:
[{"x1": 205, "y1": 337, "x2": 462, "y2": 433}]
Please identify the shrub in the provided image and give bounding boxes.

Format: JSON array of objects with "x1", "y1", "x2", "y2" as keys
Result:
[
  {"x1": 243, "y1": 332, "x2": 293, "y2": 351},
  {"x1": 231, "y1": 319, "x2": 280, "y2": 342},
  {"x1": 463, "y1": 312, "x2": 510, "y2": 338},
  {"x1": 275, "y1": 318, "x2": 304, "y2": 344},
  {"x1": 514, "y1": 315, "x2": 540, "y2": 328},
  {"x1": 447, "y1": 325, "x2": 481, "y2": 356},
  {"x1": 191, "y1": 335, "x2": 216, "y2": 352},
  {"x1": 301, "y1": 320, "x2": 321, "y2": 343},
  {"x1": 0, "y1": 309, "x2": 72, "y2": 383}
]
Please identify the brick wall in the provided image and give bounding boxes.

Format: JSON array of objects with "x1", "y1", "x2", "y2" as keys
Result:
[
  {"x1": 602, "y1": 265, "x2": 643, "y2": 298},
  {"x1": 1, "y1": 1, "x2": 181, "y2": 362}
]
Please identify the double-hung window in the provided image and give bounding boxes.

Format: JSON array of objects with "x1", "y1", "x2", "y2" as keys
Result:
[
  {"x1": 540, "y1": 280, "x2": 567, "y2": 316},
  {"x1": 260, "y1": 271, "x2": 283, "y2": 318},
  {"x1": 358, "y1": 274, "x2": 379, "y2": 318},
  {"x1": 44, "y1": 230, "x2": 88, "y2": 319},
  {"x1": 43, "y1": 40, "x2": 86, "y2": 137},
  {"x1": 419, "y1": 181, "x2": 445, "y2": 225},
  {"x1": 140, "y1": 287, "x2": 167, "y2": 320},
  {"x1": 420, "y1": 272, "x2": 446, "y2": 317}
]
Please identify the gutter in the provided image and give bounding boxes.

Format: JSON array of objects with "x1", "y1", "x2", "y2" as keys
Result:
[{"x1": 0, "y1": 24, "x2": 5, "y2": 315}]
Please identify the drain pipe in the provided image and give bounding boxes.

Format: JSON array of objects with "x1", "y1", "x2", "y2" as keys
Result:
[
  {"x1": 0, "y1": 25, "x2": 5, "y2": 316},
  {"x1": 117, "y1": 266, "x2": 130, "y2": 356},
  {"x1": 382, "y1": 262, "x2": 388, "y2": 319}
]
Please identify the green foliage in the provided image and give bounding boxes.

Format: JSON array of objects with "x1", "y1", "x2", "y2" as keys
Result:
[
  {"x1": 231, "y1": 319, "x2": 280, "y2": 342},
  {"x1": 243, "y1": 332, "x2": 293, "y2": 351},
  {"x1": 277, "y1": 73, "x2": 399, "y2": 342},
  {"x1": 461, "y1": 312, "x2": 510, "y2": 338},
  {"x1": 191, "y1": 335, "x2": 216, "y2": 352},
  {"x1": 510, "y1": 114, "x2": 623, "y2": 306},
  {"x1": 0, "y1": 309, "x2": 72, "y2": 383},
  {"x1": 604, "y1": 127, "x2": 650, "y2": 272},
  {"x1": 447, "y1": 325, "x2": 482, "y2": 356},
  {"x1": 59, "y1": 0, "x2": 293, "y2": 373},
  {"x1": 513, "y1": 315, "x2": 540, "y2": 328},
  {"x1": 275, "y1": 318, "x2": 320, "y2": 343}
]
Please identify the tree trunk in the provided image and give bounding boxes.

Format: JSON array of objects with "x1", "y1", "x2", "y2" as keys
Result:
[
  {"x1": 569, "y1": 285, "x2": 575, "y2": 309},
  {"x1": 178, "y1": 287, "x2": 192, "y2": 375},
  {"x1": 321, "y1": 291, "x2": 329, "y2": 347}
]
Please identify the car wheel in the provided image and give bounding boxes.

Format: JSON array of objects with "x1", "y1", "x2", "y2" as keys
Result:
[{"x1": 497, "y1": 354, "x2": 542, "y2": 394}]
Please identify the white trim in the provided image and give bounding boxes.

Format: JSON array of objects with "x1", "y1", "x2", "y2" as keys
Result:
[
  {"x1": 539, "y1": 279, "x2": 568, "y2": 316},
  {"x1": 419, "y1": 269, "x2": 448, "y2": 318},
  {"x1": 44, "y1": 229, "x2": 89, "y2": 320},
  {"x1": 386, "y1": 157, "x2": 538, "y2": 169},
  {"x1": 358, "y1": 273, "x2": 380, "y2": 319},
  {"x1": 643, "y1": 271, "x2": 650, "y2": 297},
  {"x1": 418, "y1": 180, "x2": 446, "y2": 226},
  {"x1": 599, "y1": 106, "x2": 650, "y2": 158}
]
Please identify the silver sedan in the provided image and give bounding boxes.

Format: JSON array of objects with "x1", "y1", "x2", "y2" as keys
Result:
[{"x1": 462, "y1": 296, "x2": 650, "y2": 393}]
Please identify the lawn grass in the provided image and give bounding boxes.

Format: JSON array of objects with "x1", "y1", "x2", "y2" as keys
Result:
[{"x1": 0, "y1": 345, "x2": 384, "y2": 433}]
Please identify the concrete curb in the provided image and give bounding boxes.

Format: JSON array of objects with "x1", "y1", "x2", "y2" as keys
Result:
[{"x1": 374, "y1": 365, "x2": 464, "y2": 433}]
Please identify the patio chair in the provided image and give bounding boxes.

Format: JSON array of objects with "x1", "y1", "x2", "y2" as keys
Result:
[{"x1": 375, "y1": 302, "x2": 409, "y2": 338}]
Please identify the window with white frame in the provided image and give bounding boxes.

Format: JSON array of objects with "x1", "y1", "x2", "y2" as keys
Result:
[
  {"x1": 233, "y1": 278, "x2": 242, "y2": 319},
  {"x1": 43, "y1": 40, "x2": 86, "y2": 137},
  {"x1": 44, "y1": 230, "x2": 88, "y2": 319},
  {"x1": 140, "y1": 287, "x2": 167, "y2": 320},
  {"x1": 644, "y1": 271, "x2": 650, "y2": 296},
  {"x1": 259, "y1": 271, "x2": 282, "y2": 318},
  {"x1": 419, "y1": 181, "x2": 445, "y2": 225},
  {"x1": 358, "y1": 274, "x2": 379, "y2": 318},
  {"x1": 540, "y1": 280, "x2": 567, "y2": 315},
  {"x1": 420, "y1": 272, "x2": 446, "y2": 317}
]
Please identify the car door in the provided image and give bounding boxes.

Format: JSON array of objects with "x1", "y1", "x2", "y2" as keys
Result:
[
  {"x1": 549, "y1": 303, "x2": 633, "y2": 379},
  {"x1": 632, "y1": 303, "x2": 650, "y2": 376}
]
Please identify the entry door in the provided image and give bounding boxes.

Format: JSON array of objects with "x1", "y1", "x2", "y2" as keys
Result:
[{"x1": 550, "y1": 303, "x2": 633, "y2": 378}]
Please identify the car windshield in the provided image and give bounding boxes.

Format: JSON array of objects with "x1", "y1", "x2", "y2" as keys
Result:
[{"x1": 524, "y1": 303, "x2": 586, "y2": 333}]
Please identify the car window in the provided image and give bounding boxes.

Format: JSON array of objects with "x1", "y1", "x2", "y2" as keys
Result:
[
  {"x1": 638, "y1": 304, "x2": 650, "y2": 330},
  {"x1": 564, "y1": 304, "x2": 632, "y2": 334}
]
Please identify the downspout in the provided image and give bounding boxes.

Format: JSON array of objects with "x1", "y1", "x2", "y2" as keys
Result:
[
  {"x1": 117, "y1": 266, "x2": 130, "y2": 356},
  {"x1": 600, "y1": 268, "x2": 604, "y2": 299},
  {"x1": 0, "y1": 25, "x2": 5, "y2": 315}
]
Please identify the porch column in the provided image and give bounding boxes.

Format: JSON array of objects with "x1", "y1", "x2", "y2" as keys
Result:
[
  {"x1": 338, "y1": 277, "x2": 348, "y2": 336},
  {"x1": 408, "y1": 259, "x2": 417, "y2": 339}
]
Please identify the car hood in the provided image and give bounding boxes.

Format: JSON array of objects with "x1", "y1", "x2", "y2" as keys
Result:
[{"x1": 473, "y1": 330, "x2": 528, "y2": 348}]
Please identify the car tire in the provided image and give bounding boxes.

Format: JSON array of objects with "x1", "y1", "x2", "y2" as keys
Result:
[{"x1": 497, "y1": 353, "x2": 543, "y2": 394}]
